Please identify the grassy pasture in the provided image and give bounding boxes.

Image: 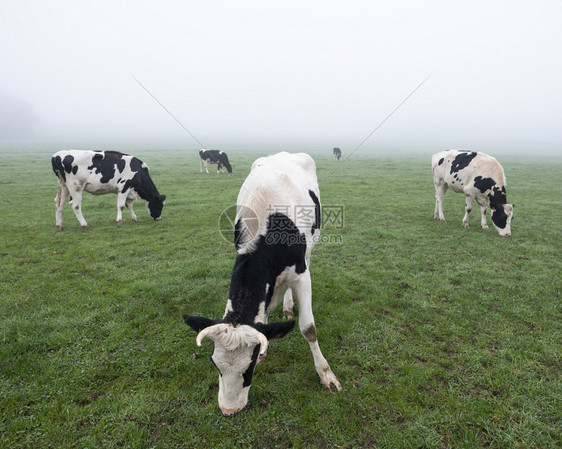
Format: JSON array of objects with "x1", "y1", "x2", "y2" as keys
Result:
[{"x1": 0, "y1": 149, "x2": 560, "y2": 448}]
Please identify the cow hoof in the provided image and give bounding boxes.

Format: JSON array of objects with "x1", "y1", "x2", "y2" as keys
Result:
[
  {"x1": 283, "y1": 310, "x2": 293, "y2": 320},
  {"x1": 117, "y1": 220, "x2": 122, "y2": 227},
  {"x1": 321, "y1": 372, "x2": 342, "y2": 392},
  {"x1": 440, "y1": 218, "x2": 446, "y2": 223},
  {"x1": 323, "y1": 380, "x2": 342, "y2": 393},
  {"x1": 482, "y1": 225, "x2": 489, "y2": 230},
  {"x1": 132, "y1": 217, "x2": 139, "y2": 222},
  {"x1": 56, "y1": 225, "x2": 63, "y2": 231},
  {"x1": 462, "y1": 223, "x2": 469, "y2": 228},
  {"x1": 81, "y1": 225, "x2": 90, "y2": 230}
]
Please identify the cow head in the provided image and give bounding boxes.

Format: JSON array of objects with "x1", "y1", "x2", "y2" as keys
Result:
[
  {"x1": 147, "y1": 194, "x2": 166, "y2": 220},
  {"x1": 183, "y1": 315, "x2": 295, "y2": 416},
  {"x1": 490, "y1": 203, "x2": 514, "y2": 237}
]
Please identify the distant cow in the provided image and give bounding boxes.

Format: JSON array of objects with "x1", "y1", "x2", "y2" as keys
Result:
[
  {"x1": 183, "y1": 152, "x2": 341, "y2": 416},
  {"x1": 432, "y1": 150, "x2": 513, "y2": 236},
  {"x1": 332, "y1": 147, "x2": 342, "y2": 161},
  {"x1": 52, "y1": 150, "x2": 166, "y2": 229},
  {"x1": 199, "y1": 149, "x2": 232, "y2": 174}
]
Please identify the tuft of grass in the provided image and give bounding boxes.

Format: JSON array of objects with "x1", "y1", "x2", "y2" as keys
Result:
[{"x1": 0, "y1": 149, "x2": 560, "y2": 448}]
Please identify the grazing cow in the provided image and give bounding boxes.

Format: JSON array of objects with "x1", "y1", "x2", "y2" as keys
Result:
[
  {"x1": 432, "y1": 150, "x2": 514, "y2": 236},
  {"x1": 332, "y1": 147, "x2": 342, "y2": 161},
  {"x1": 199, "y1": 149, "x2": 232, "y2": 174},
  {"x1": 184, "y1": 151, "x2": 341, "y2": 416},
  {"x1": 52, "y1": 150, "x2": 166, "y2": 229}
]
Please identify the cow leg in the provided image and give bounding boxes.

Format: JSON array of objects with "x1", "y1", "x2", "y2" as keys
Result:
[
  {"x1": 54, "y1": 180, "x2": 69, "y2": 230},
  {"x1": 115, "y1": 193, "x2": 129, "y2": 226},
  {"x1": 293, "y1": 272, "x2": 341, "y2": 392},
  {"x1": 68, "y1": 187, "x2": 89, "y2": 228},
  {"x1": 204, "y1": 160, "x2": 209, "y2": 174},
  {"x1": 434, "y1": 182, "x2": 448, "y2": 222},
  {"x1": 126, "y1": 198, "x2": 138, "y2": 222},
  {"x1": 283, "y1": 289, "x2": 294, "y2": 319},
  {"x1": 200, "y1": 158, "x2": 204, "y2": 173},
  {"x1": 475, "y1": 197, "x2": 489, "y2": 230},
  {"x1": 480, "y1": 205, "x2": 489, "y2": 229},
  {"x1": 217, "y1": 163, "x2": 222, "y2": 174},
  {"x1": 462, "y1": 195, "x2": 474, "y2": 228}
]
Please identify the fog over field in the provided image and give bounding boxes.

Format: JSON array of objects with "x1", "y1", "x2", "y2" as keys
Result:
[{"x1": 1, "y1": 1, "x2": 561, "y2": 155}]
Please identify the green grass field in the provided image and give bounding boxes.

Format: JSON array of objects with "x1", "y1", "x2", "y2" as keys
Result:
[{"x1": 1, "y1": 149, "x2": 560, "y2": 448}]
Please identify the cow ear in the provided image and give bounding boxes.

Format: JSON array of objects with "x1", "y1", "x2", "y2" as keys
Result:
[
  {"x1": 183, "y1": 314, "x2": 220, "y2": 333},
  {"x1": 490, "y1": 204, "x2": 496, "y2": 210},
  {"x1": 254, "y1": 320, "x2": 296, "y2": 340},
  {"x1": 159, "y1": 194, "x2": 166, "y2": 202}
]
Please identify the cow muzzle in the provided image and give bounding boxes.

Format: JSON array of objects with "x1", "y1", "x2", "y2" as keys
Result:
[
  {"x1": 220, "y1": 406, "x2": 243, "y2": 417},
  {"x1": 154, "y1": 216, "x2": 161, "y2": 221}
]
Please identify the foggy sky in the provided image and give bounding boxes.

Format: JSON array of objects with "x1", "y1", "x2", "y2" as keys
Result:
[{"x1": 1, "y1": 0, "x2": 561, "y2": 154}]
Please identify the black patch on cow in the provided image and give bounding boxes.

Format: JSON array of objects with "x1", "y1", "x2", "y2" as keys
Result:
[
  {"x1": 226, "y1": 213, "x2": 307, "y2": 325},
  {"x1": 234, "y1": 219, "x2": 245, "y2": 251},
  {"x1": 242, "y1": 345, "x2": 261, "y2": 388},
  {"x1": 52, "y1": 154, "x2": 78, "y2": 181},
  {"x1": 51, "y1": 156, "x2": 65, "y2": 181},
  {"x1": 491, "y1": 204, "x2": 508, "y2": 229},
  {"x1": 308, "y1": 190, "x2": 321, "y2": 233},
  {"x1": 438, "y1": 157, "x2": 444, "y2": 166},
  {"x1": 450, "y1": 151, "x2": 478, "y2": 174},
  {"x1": 116, "y1": 158, "x2": 126, "y2": 173},
  {"x1": 87, "y1": 151, "x2": 123, "y2": 184},
  {"x1": 489, "y1": 185, "x2": 507, "y2": 207},
  {"x1": 62, "y1": 155, "x2": 74, "y2": 174},
  {"x1": 474, "y1": 176, "x2": 496, "y2": 193}
]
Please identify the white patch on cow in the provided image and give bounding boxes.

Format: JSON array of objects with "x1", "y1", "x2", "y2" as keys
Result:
[
  {"x1": 224, "y1": 299, "x2": 234, "y2": 317},
  {"x1": 255, "y1": 301, "x2": 267, "y2": 324},
  {"x1": 266, "y1": 265, "x2": 295, "y2": 315}
]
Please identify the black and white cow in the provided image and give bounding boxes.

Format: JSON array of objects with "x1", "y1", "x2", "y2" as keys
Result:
[
  {"x1": 184, "y1": 152, "x2": 341, "y2": 416},
  {"x1": 332, "y1": 147, "x2": 342, "y2": 161},
  {"x1": 199, "y1": 149, "x2": 232, "y2": 174},
  {"x1": 52, "y1": 150, "x2": 166, "y2": 229},
  {"x1": 432, "y1": 150, "x2": 514, "y2": 237}
]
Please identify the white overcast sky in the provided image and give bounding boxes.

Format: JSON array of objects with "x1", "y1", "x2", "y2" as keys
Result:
[{"x1": 1, "y1": 0, "x2": 561, "y2": 153}]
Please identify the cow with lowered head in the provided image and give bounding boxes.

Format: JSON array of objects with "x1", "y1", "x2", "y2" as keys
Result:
[
  {"x1": 52, "y1": 150, "x2": 166, "y2": 229},
  {"x1": 184, "y1": 151, "x2": 341, "y2": 416},
  {"x1": 432, "y1": 149, "x2": 514, "y2": 236},
  {"x1": 199, "y1": 149, "x2": 233, "y2": 174}
]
